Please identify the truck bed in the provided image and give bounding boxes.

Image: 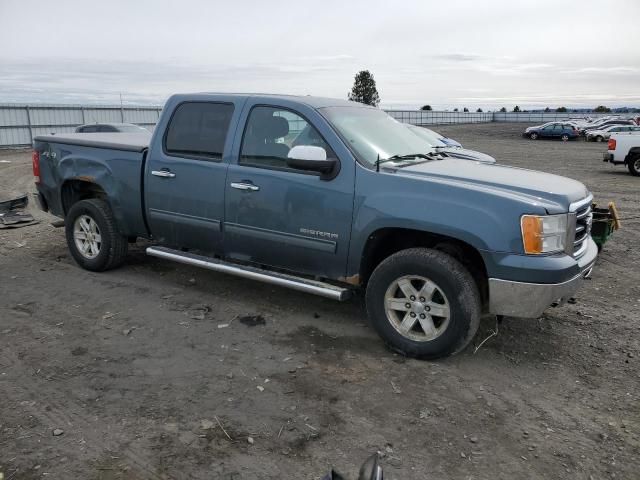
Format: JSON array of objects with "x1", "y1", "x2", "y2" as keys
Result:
[
  {"x1": 33, "y1": 133, "x2": 149, "y2": 237},
  {"x1": 33, "y1": 133, "x2": 150, "y2": 152}
]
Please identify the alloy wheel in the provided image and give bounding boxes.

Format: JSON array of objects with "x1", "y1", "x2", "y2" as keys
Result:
[{"x1": 384, "y1": 275, "x2": 451, "y2": 342}]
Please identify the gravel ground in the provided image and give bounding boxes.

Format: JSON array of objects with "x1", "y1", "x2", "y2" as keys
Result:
[{"x1": 1, "y1": 123, "x2": 638, "y2": 480}]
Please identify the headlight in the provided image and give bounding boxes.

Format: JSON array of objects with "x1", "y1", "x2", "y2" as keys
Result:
[{"x1": 521, "y1": 214, "x2": 568, "y2": 254}]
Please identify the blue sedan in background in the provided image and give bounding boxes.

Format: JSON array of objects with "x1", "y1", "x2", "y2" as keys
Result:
[{"x1": 523, "y1": 122, "x2": 579, "y2": 141}]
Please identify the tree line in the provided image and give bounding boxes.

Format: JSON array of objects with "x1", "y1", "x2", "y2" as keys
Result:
[{"x1": 347, "y1": 70, "x2": 632, "y2": 113}]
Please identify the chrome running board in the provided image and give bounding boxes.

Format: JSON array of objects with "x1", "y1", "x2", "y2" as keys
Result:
[{"x1": 146, "y1": 246, "x2": 352, "y2": 301}]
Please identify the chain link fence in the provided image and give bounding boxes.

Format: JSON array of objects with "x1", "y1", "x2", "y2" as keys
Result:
[
  {"x1": 0, "y1": 104, "x2": 162, "y2": 148},
  {"x1": 1, "y1": 103, "x2": 637, "y2": 148},
  {"x1": 386, "y1": 110, "x2": 493, "y2": 125}
]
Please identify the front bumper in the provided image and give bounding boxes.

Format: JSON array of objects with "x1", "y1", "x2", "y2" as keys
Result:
[{"x1": 488, "y1": 238, "x2": 598, "y2": 318}]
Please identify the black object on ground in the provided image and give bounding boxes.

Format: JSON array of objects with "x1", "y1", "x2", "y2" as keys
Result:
[
  {"x1": 238, "y1": 315, "x2": 266, "y2": 327},
  {"x1": 0, "y1": 194, "x2": 38, "y2": 229}
]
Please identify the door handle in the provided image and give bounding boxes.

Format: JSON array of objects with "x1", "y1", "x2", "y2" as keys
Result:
[
  {"x1": 230, "y1": 182, "x2": 259, "y2": 191},
  {"x1": 151, "y1": 170, "x2": 176, "y2": 178}
]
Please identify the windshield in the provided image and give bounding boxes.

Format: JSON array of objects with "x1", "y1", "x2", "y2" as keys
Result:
[{"x1": 320, "y1": 106, "x2": 437, "y2": 166}]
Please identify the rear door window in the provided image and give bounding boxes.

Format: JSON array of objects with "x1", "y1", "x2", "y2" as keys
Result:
[{"x1": 164, "y1": 102, "x2": 235, "y2": 161}]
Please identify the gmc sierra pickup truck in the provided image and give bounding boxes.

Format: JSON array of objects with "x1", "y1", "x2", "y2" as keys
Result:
[{"x1": 33, "y1": 93, "x2": 598, "y2": 359}]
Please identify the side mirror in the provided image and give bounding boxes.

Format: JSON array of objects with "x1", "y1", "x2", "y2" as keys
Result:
[{"x1": 287, "y1": 145, "x2": 337, "y2": 175}]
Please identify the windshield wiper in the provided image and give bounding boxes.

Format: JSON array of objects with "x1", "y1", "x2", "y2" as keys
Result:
[
  {"x1": 376, "y1": 152, "x2": 443, "y2": 171},
  {"x1": 379, "y1": 153, "x2": 434, "y2": 163}
]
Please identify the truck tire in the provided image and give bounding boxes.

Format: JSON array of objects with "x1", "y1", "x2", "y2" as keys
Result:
[
  {"x1": 365, "y1": 248, "x2": 481, "y2": 360},
  {"x1": 628, "y1": 155, "x2": 640, "y2": 176},
  {"x1": 65, "y1": 199, "x2": 128, "y2": 271}
]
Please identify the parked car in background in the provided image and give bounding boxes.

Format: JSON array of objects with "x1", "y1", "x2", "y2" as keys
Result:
[
  {"x1": 416, "y1": 126, "x2": 463, "y2": 148},
  {"x1": 603, "y1": 131, "x2": 640, "y2": 175},
  {"x1": 523, "y1": 123, "x2": 579, "y2": 141},
  {"x1": 75, "y1": 123, "x2": 150, "y2": 134},
  {"x1": 578, "y1": 119, "x2": 634, "y2": 135},
  {"x1": 407, "y1": 125, "x2": 496, "y2": 163},
  {"x1": 586, "y1": 125, "x2": 640, "y2": 142}
]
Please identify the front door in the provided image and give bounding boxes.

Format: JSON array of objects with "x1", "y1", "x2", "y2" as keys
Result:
[
  {"x1": 145, "y1": 101, "x2": 237, "y2": 253},
  {"x1": 223, "y1": 104, "x2": 354, "y2": 279}
]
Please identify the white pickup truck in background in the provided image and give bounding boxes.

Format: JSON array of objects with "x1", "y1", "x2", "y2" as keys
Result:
[{"x1": 604, "y1": 132, "x2": 640, "y2": 176}]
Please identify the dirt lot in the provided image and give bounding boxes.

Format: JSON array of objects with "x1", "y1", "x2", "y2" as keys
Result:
[{"x1": 1, "y1": 123, "x2": 638, "y2": 480}]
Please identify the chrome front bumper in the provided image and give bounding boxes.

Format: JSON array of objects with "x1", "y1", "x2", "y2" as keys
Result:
[{"x1": 488, "y1": 238, "x2": 598, "y2": 318}]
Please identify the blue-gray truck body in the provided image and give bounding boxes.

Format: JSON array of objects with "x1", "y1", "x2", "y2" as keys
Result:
[{"x1": 34, "y1": 93, "x2": 598, "y2": 322}]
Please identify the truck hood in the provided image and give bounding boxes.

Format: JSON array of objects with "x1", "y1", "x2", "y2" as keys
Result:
[{"x1": 388, "y1": 158, "x2": 589, "y2": 213}]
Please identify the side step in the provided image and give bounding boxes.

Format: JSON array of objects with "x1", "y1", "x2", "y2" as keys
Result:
[{"x1": 146, "y1": 246, "x2": 352, "y2": 301}]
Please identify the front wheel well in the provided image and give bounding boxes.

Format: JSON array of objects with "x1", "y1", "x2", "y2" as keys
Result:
[
  {"x1": 61, "y1": 179, "x2": 108, "y2": 216},
  {"x1": 360, "y1": 228, "x2": 489, "y2": 307}
]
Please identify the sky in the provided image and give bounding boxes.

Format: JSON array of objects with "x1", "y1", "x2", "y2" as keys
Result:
[{"x1": 1, "y1": 0, "x2": 639, "y2": 110}]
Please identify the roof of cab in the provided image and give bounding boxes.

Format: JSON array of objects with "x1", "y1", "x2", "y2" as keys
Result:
[{"x1": 170, "y1": 92, "x2": 369, "y2": 109}]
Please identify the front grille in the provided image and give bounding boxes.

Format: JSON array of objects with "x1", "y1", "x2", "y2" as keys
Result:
[{"x1": 573, "y1": 202, "x2": 593, "y2": 256}]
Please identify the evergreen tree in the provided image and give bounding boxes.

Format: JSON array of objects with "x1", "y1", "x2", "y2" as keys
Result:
[{"x1": 348, "y1": 70, "x2": 380, "y2": 107}]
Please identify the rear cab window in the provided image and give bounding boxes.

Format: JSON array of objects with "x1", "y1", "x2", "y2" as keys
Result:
[{"x1": 164, "y1": 102, "x2": 235, "y2": 161}]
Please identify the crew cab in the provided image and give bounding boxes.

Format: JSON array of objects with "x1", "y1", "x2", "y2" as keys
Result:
[
  {"x1": 603, "y1": 132, "x2": 640, "y2": 175},
  {"x1": 33, "y1": 94, "x2": 598, "y2": 359}
]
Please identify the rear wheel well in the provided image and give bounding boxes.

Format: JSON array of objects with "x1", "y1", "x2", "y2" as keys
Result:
[
  {"x1": 61, "y1": 180, "x2": 108, "y2": 216},
  {"x1": 360, "y1": 228, "x2": 489, "y2": 307}
]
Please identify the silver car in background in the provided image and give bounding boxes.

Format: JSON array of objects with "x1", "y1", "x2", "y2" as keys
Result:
[{"x1": 407, "y1": 125, "x2": 496, "y2": 163}]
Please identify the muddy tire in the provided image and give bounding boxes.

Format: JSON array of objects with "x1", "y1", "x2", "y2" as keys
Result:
[
  {"x1": 628, "y1": 155, "x2": 640, "y2": 176},
  {"x1": 65, "y1": 199, "x2": 128, "y2": 271},
  {"x1": 365, "y1": 248, "x2": 481, "y2": 360}
]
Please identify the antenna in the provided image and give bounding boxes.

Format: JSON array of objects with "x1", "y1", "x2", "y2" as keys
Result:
[{"x1": 376, "y1": 153, "x2": 380, "y2": 172}]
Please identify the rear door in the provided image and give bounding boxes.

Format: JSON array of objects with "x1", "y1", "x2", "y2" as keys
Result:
[
  {"x1": 223, "y1": 101, "x2": 355, "y2": 279},
  {"x1": 145, "y1": 100, "x2": 240, "y2": 253}
]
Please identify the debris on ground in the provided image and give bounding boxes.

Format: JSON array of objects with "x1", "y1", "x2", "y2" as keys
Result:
[
  {"x1": 71, "y1": 346, "x2": 88, "y2": 356},
  {"x1": 52, "y1": 429, "x2": 64, "y2": 436},
  {"x1": 0, "y1": 194, "x2": 38, "y2": 229},
  {"x1": 239, "y1": 315, "x2": 266, "y2": 327},
  {"x1": 200, "y1": 419, "x2": 215, "y2": 430}
]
